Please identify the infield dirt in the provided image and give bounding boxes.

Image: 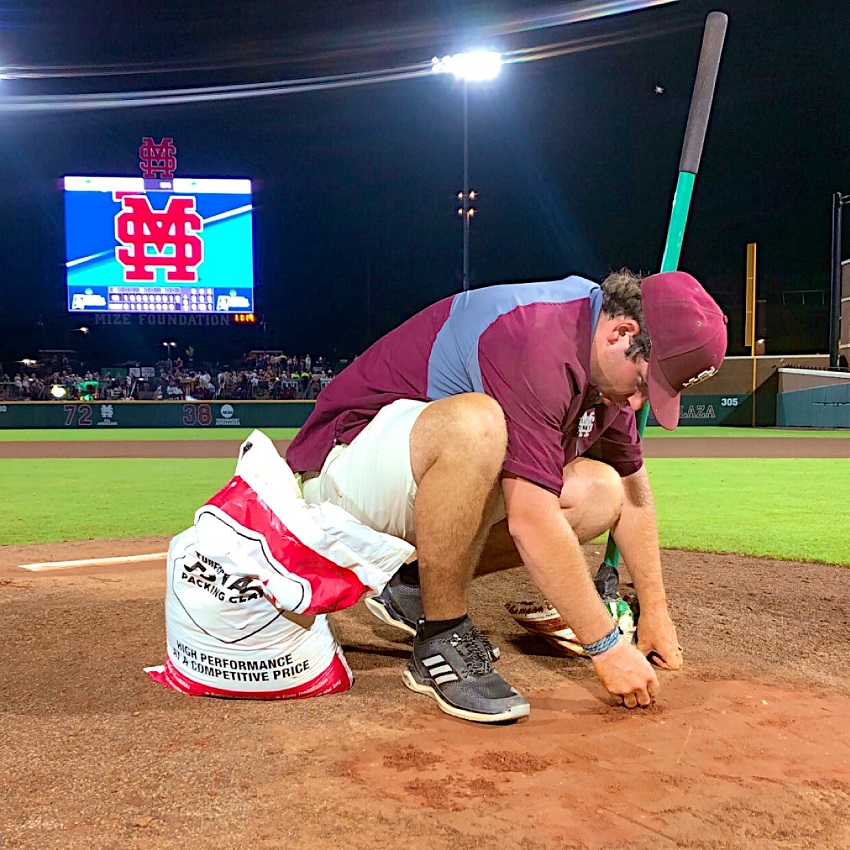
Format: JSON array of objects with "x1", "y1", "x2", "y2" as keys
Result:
[
  {"x1": 4, "y1": 435, "x2": 850, "y2": 458},
  {"x1": 2, "y1": 437, "x2": 849, "y2": 849}
]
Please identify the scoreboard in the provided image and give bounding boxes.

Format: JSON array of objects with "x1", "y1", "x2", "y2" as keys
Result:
[{"x1": 64, "y1": 175, "x2": 255, "y2": 316}]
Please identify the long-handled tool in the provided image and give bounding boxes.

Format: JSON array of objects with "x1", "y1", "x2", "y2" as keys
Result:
[{"x1": 595, "y1": 10, "x2": 729, "y2": 599}]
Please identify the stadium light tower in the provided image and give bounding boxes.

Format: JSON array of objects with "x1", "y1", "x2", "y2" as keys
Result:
[
  {"x1": 829, "y1": 191, "x2": 850, "y2": 369},
  {"x1": 431, "y1": 51, "x2": 502, "y2": 291}
]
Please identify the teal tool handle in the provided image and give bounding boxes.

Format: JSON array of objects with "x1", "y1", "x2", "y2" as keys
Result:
[
  {"x1": 602, "y1": 172, "x2": 694, "y2": 569},
  {"x1": 659, "y1": 172, "x2": 696, "y2": 273},
  {"x1": 601, "y1": 12, "x2": 727, "y2": 573}
]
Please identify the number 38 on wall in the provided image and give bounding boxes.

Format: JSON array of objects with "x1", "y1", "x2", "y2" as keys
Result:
[{"x1": 182, "y1": 404, "x2": 213, "y2": 426}]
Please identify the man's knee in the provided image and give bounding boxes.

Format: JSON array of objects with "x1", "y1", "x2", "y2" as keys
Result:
[
  {"x1": 411, "y1": 393, "x2": 507, "y2": 479},
  {"x1": 452, "y1": 393, "x2": 507, "y2": 447},
  {"x1": 586, "y1": 461, "x2": 624, "y2": 509},
  {"x1": 561, "y1": 458, "x2": 624, "y2": 529},
  {"x1": 595, "y1": 463, "x2": 624, "y2": 524}
]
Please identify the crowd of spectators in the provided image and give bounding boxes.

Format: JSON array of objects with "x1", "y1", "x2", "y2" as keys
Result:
[
  {"x1": 148, "y1": 351, "x2": 338, "y2": 400},
  {"x1": 0, "y1": 351, "x2": 343, "y2": 402},
  {"x1": 0, "y1": 366, "x2": 146, "y2": 401},
  {"x1": 2, "y1": 370, "x2": 46, "y2": 400}
]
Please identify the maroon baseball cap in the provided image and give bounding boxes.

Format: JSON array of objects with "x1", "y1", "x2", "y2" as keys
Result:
[{"x1": 642, "y1": 271, "x2": 728, "y2": 430}]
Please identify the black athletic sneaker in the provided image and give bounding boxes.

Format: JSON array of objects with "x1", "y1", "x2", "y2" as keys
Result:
[
  {"x1": 365, "y1": 572, "x2": 423, "y2": 636},
  {"x1": 402, "y1": 617, "x2": 529, "y2": 724},
  {"x1": 366, "y1": 573, "x2": 501, "y2": 660}
]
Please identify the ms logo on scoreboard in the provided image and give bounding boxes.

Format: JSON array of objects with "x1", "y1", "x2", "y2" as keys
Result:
[
  {"x1": 139, "y1": 136, "x2": 177, "y2": 179},
  {"x1": 113, "y1": 194, "x2": 204, "y2": 283}
]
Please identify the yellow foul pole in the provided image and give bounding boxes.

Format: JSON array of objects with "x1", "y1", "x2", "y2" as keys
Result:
[{"x1": 745, "y1": 242, "x2": 757, "y2": 427}]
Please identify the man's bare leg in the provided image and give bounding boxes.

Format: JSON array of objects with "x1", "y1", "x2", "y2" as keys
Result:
[
  {"x1": 403, "y1": 393, "x2": 529, "y2": 724},
  {"x1": 409, "y1": 393, "x2": 507, "y2": 620},
  {"x1": 477, "y1": 458, "x2": 624, "y2": 575}
]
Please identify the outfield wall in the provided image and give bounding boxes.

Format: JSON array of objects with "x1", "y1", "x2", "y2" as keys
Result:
[
  {"x1": 0, "y1": 400, "x2": 314, "y2": 429},
  {"x1": 655, "y1": 354, "x2": 849, "y2": 428},
  {"x1": 776, "y1": 369, "x2": 850, "y2": 428},
  {"x1": 687, "y1": 354, "x2": 832, "y2": 395},
  {"x1": 646, "y1": 394, "x2": 750, "y2": 427},
  {"x1": 1, "y1": 380, "x2": 847, "y2": 430},
  {"x1": 0, "y1": 397, "x2": 754, "y2": 429}
]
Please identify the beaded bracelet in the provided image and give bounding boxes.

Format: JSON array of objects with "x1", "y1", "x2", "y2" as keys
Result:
[{"x1": 582, "y1": 625, "x2": 621, "y2": 656}]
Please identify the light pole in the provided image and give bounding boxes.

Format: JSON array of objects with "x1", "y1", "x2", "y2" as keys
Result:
[
  {"x1": 74, "y1": 326, "x2": 90, "y2": 368},
  {"x1": 163, "y1": 340, "x2": 177, "y2": 363},
  {"x1": 829, "y1": 191, "x2": 850, "y2": 369},
  {"x1": 432, "y1": 50, "x2": 502, "y2": 290},
  {"x1": 461, "y1": 80, "x2": 471, "y2": 290}
]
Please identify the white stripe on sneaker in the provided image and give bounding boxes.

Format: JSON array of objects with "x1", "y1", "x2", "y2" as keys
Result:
[
  {"x1": 422, "y1": 654, "x2": 445, "y2": 668},
  {"x1": 428, "y1": 664, "x2": 453, "y2": 676},
  {"x1": 433, "y1": 673, "x2": 459, "y2": 684}
]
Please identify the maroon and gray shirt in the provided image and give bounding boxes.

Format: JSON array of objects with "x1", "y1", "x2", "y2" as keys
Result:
[{"x1": 286, "y1": 276, "x2": 643, "y2": 496}]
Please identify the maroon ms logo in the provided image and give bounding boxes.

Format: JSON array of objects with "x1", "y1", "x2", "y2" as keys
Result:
[
  {"x1": 139, "y1": 136, "x2": 177, "y2": 179},
  {"x1": 114, "y1": 195, "x2": 204, "y2": 283}
]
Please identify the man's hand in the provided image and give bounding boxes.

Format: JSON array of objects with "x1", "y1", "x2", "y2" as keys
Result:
[
  {"x1": 591, "y1": 638, "x2": 660, "y2": 708},
  {"x1": 612, "y1": 468, "x2": 682, "y2": 671},
  {"x1": 637, "y1": 608, "x2": 683, "y2": 670}
]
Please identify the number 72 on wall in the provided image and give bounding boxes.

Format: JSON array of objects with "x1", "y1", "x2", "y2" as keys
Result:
[{"x1": 64, "y1": 404, "x2": 92, "y2": 426}]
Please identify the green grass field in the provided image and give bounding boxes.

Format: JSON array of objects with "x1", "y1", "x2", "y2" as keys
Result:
[
  {"x1": 644, "y1": 458, "x2": 849, "y2": 565},
  {"x1": 1, "y1": 426, "x2": 848, "y2": 441},
  {"x1": 644, "y1": 426, "x2": 850, "y2": 438},
  {"x1": 3, "y1": 459, "x2": 235, "y2": 546},
  {"x1": 2, "y1": 450, "x2": 848, "y2": 566},
  {"x1": 0, "y1": 427, "x2": 300, "y2": 442}
]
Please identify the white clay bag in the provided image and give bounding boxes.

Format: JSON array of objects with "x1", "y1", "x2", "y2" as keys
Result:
[{"x1": 146, "y1": 430, "x2": 413, "y2": 699}]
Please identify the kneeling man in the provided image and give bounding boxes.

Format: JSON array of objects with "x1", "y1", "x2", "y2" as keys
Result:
[{"x1": 287, "y1": 270, "x2": 727, "y2": 723}]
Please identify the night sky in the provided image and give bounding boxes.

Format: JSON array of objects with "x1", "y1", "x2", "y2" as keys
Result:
[{"x1": 0, "y1": 0, "x2": 847, "y2": 367}]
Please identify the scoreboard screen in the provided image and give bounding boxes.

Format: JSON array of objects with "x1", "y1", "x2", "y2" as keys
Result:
[{"x1": 64, "y1": 175, "x2": 254, "y2": 315}]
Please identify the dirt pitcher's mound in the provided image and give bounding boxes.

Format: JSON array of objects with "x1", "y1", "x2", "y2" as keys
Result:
[
  {"x1": 2, "y1": 543, "x2": 850, "y2": 849},
  {"x1": 349, "y1": 678, "x2": 848, "y2": 848}
]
